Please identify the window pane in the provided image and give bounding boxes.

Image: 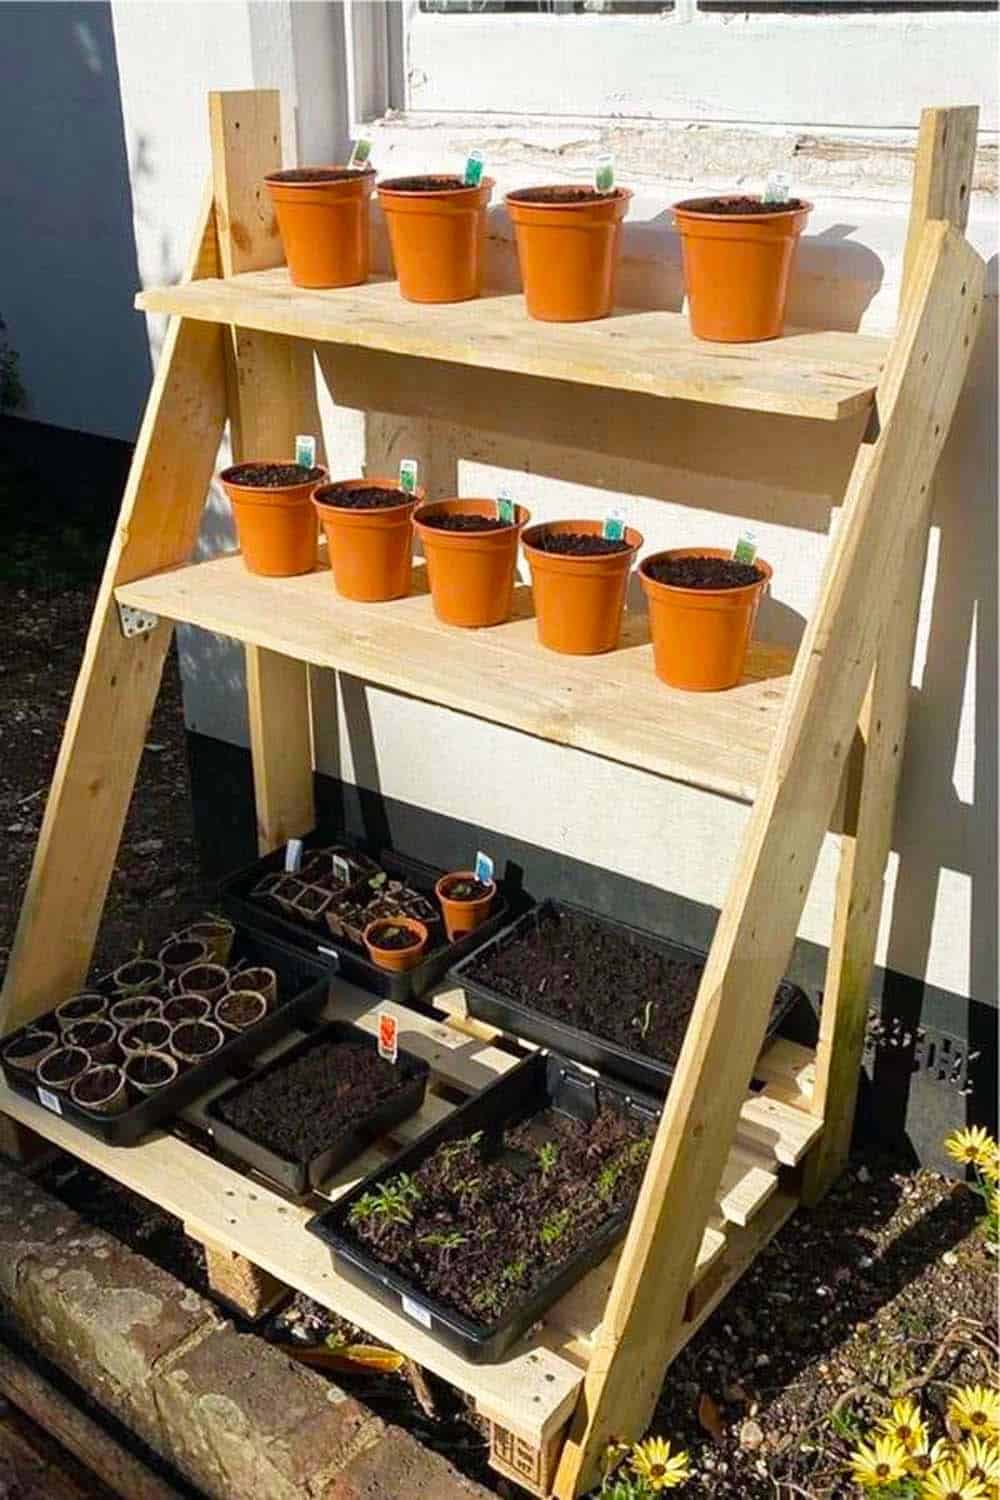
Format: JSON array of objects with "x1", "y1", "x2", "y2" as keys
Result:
[{"x1": 419, "y1": 2, "x2": 671, "y2": 13}]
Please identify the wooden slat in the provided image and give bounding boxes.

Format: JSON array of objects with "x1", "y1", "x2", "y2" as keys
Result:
[
  {"x1": 136, "y1": 270, "x2": 887, "y2": 422},
  {"x1": 753, "y1": 1038, "x2": 816, "y2": 1099},
  {"x1": 717, "y1": 1145, "x2": 779, "y2": 1227},
  {"x1": 738, "y1": 1089, "x2": 823, "y2": 1166},
  {"x1": 553, "y1": 222, "x2": 985, "y2": 1499}
]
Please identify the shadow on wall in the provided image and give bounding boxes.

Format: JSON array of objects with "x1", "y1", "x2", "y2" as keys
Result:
[{"x1": 0, "y1": 2, "x2": 150, "y2": 438}]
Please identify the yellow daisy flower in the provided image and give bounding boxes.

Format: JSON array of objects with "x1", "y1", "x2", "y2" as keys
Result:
[
  {"x1": 907, "y1": 1436, "x2": 954, "y2": 1477},
  {"x1": 919, "y1": 1460, "x2": 987, "y2": 1499},
  {"x1": 878, "y1": 1396, "x2": 929, "y2": 1451},
  {"x1": 982, "y1": 1154, "x2": 1000, "y2": 1184},
  {"x1": 848, "y1": 1433, "x2": 910, "y2": 1489},
  {"x1": 945, "y1": 1127, "x2": 999, "y2": 1171},
  {"x1": 629, "y1": 1436, "x2": 691, "y2": 1491},
  {"x1": 957, "y1": 1435, "x2": 1000, "y2": 1487},
  {"x1": 949, "y1": 1385, "x2": 1000, "y2": 1436}
]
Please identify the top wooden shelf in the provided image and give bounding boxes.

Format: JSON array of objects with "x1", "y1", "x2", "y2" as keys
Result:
[{"x1": 135, "y1": 272, "x2": 887, "y2": 422}]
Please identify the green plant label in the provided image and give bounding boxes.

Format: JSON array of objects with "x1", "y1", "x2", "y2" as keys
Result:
[
  {"x1": 496, "y1": 489, "x2": 516, "y2": 525},
  {"x1": 464, "y1": 150, "x2": 484, "y2": 188},
  {"x1": 602, "y1": 509, "x2": 627, "y2": 542},
  {"x1": 399, "y1": 459, "x2": 419, "y2": 495},
  {"x1": 349, "y1": 138, "x2": 372, "y2": 170},
  {"x1": 594, "y1": 154, "x2": 614, "y2": 194},
  {"x1": 733, "y1": 529, "x2": 759, "y2": 564},
  {"x1": 474, "y1": 850, "x2": 495, "y2": 885},
  {"x1": 332, "y1": 854, "x2": 351, "y2": 885},
  {"x1": 378, "y1": 1011, "x2": 399, "y2": 1064},
  {"x1": 284, "y1": 838, "x2": 303, "y2": 873},
  {"x1": 295, "y1": 434, "x2": 316, "y2": 469},
  {"x1": 763, "y1": 171, "x2": 790, "y2": 204}
]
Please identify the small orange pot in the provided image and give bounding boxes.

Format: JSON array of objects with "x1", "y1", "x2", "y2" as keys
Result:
[
  {"x1": 363, "y1": 917, "x2": 429, "y2": 973},
  {"x1": 313, "y1": 478, "x2": 421, "y2": 602},
  {"x1": 506, "y1": 186, "x2": 632, "y2": 322},
  {"x1": 522, "y1": 520, "x2": 643, "y2": 656},
  {"x1": 220, "y1": 462, "x2": 324, "y2": 577},
  {"x1": 639, "y1": 547, "x2": 772, "y2": 691},
  {"x1": 413, "y1": 499, "x2": 529, "y2": 628},
  {"x1": 265, "y1": 167, "x2": 375, "y2": 289},
  {"x1": 377, "y1": 175, "x2": 494, "y2": 303},
  {"x1": 672, "y1": 196, "x2": 812, "y2": 343},
  {"x1": 435, "y1": 872, "x2": 496, "y2": 943}
]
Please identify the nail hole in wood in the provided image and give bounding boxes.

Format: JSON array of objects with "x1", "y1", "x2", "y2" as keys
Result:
[{"x1": 959, "y1": 183, "x2": 967, "y2": 199}]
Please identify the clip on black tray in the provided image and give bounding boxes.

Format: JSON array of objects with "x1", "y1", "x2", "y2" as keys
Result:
[
  {"x1": 206, "y1": 1020, "x2": 430, "y2": 1198},
  {"x1": 0, "y1": 928, "x2": 332, "y2": 1147},
  {"x1": 307, "y1": 1049, "x2": 660, "y2": 1365},
  {"x1": 449, "y1": 897, "x2": 805, "y2": 1097},
  {"x1": 218, "y1": 828, "x2": 521, "y2": 1003}
]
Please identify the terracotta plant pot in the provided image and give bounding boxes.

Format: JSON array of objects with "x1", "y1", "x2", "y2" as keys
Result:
[
  {"x1": 158, "y1": 936, "x2": 210, "y2": 978},
  {"x1": 174, "y1": 962, "x2": 230, "y2": 1005},
  {"x1": 185, "y1": 919, "x2": 235, "y2": 965},
  {"x1": 125, "y1": 1050, "x2": 177, "y2": 1096},
  {"x1": 505, "y1": 186, "x2": 632, "y2": 322},
  {"x1": 220, "y1": 461, "x2": 326, "y2": 578},
  {"x1": 161, "y1": 994, "x2": 212, "y2": 1026},
  {"x1": 377, "y1": 175, "x2": 494, "y2": 303},
  {"x1": 109, "y1": 995, "x2": 162, "y2": 1028},
  {"x1": 112, "y1": 957, "x2": 166, "y2": 996},
  {"x1": 64, "y1": 1019, "x2": 120, "y2": 1065},
  {"x1": 71, "y1": 1065, "x2": 128, "y2": 1117},
  {"x1": 36, "y1": 1046, "x2": 91, "y2": 1094},
  {"x1": 639, "y1": 548, "x2": 772, "y2": 691},
  {"x1": 170, "y1": 1020, "x2": 226, "y2": 1065},
  {"x1": 435, "y1": 872, "x2": 497, "y2": 943},
  {"x1": 522, "y1": 520, "x2": 643, "y2": 655},
  {"x1": 672, "y1": 196, "x2": 812, "y2": 343},
  {"x1": 363, "y1": 917, "x2": 429, "y2": 974},
  {"x1": 2, "y1": 1029, "x2": 58, "y2": 1077},
  {"x1": 413, "y1": 499, "x2": 530, "y2": 628},
  {"x1": 215, "y1": 990, "x2": 268, "y2": 1033},
  {"x1": 54, "y1": 993, "x2": 107, "y2": 1033},
  {"x1": 313, "y1": 478, "x2": 421, "y2": 602},
  {"x1": 265, "y1": 166, "x2": 375, "y2": 289},
  {"x1": 120, "y1": 1018, "x2": 173, "y2": 1057},
  {"x1": 227, "y1": 967, "x2": 277, "y2": 1007}
]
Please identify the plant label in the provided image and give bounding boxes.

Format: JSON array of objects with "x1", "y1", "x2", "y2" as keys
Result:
[
  {"x1": 36, "y1": 1087, "x2": 62, "y2": 1115},
  {"x1": 763, "y1": 171, "x2": 791, "y2": 204},
  {"x1": 295, "y1": 434, "x2": 316, "y2": 469},
  {"x1": 496, "y1": 489, "x2": 516, "y2": 525},
  {"x1": 401, "y1": 1294, "x2": 432, "y2": 1329},
  {"x1": 733, "y1": 529, "x2": 759, "y2": 564},
  {"x1": 602, "y1": 509, "x2": 627, "y2": 542},
  {"x1": 464, "y1": 150, "x2": 484, "y2": 188},
  {"x1": 377, "y1": 1011, "x2": 399, "y2": 1064},
  {"x1": 284, "y1": 838, "x2": 304, "y2": 874},
  {"x1": 474, "y1": 850, "x2": 495, "y2": 885},
  {"x1": 348, "y1": 138, "x2": 372, "y2": 171},
  {"x1": 594, "y1": 154, "x2": 614, "y2": 194},
  {"x1": 332, "y1": 854, "x2": 352, "y2": 885},
  {"x1": 399, "y1": 458, "x2": 419, "y2": 495}
]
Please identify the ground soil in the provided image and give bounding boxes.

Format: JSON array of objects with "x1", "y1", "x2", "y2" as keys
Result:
[
  {"x1": 380, "y1": 175, "x2": 467, "y2": 193},
  {"x1": 508, "y1": 186, "x2": 625, "y2": 205},
  {"x1": 319, "y1": 485, "x2": 410, "y2": 510},
  {"x1": 345, "y1": 1100, "x2": 653, "y2": 1326},
  {"x1": 678, "y1": 195, "x2": 808, "y2": 215},
  {"x1": 221, "y1": 462, "x2": 323, "y2": 489},
  {"x1": 465, "y1": 904, "x2": 793, "y2": 1069},
  {"x1": 419, "y1": 514, "x2": 509, "y2": 532},
  {"x1": 644, "y1": 555, "x2": 764, "y2": 590},
  {"x1": 528, "y1": 531, "x2": 630, "y2": 556},
  {"x1": 268, "y1": 168, "x2": 373, "y2": 184},
  {"x1": 215, "y1": 1036, "x2": 416, "y2": 1163}
]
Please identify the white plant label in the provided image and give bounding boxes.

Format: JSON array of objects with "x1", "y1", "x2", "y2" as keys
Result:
[
  {"x1": 37, "y1": 1087, "x2": 62, "y2": 1115},
  {"x1": 284, "y1": 838, "x2": 304, "y2": 873},
  {"x1": 763, "y1": 171, "x2": 791, "y2": 205},
  {"x1": 295, "y1": 434, "x2": 316, "y2": 469},
  {"x1": 378, "y1": 1011, "x2": 399, "y2": 1064},
  {"x1": 332, "y1": 854, "x2": 352, "y2": 886},
  {"x1": 401, "y1": 1294, "x2": 432, "y2": 1329},
  {"x1": 348, "y1": 138, "x2": 372, "y2": 171},
  {"x1": 496, "y1": 489, "x2": 516, "y2": 525},
  {"x1": 602, "y1": 508, "x2": 627, "y2": 542},
  {"x1": 399, "y1": 459, "x2": 419, "y2": 495},
  {"x1": 474, "y1": 850, "x2": 495, "y2": 885},
  {"x1": 733, "y1": 529, "x2": 759, "y2": 564},
  {"x1": 464, "y1": 150, "x2": 484, "y2": 188}
]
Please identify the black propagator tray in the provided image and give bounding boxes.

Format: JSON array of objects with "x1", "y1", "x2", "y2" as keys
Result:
[
  {"x1": 206, "y1": 1021, "x2": 430, "y2": 1198},
  {"x1": 307, "y1": 1049, "x2": 660, "y2": 1364},
  {"x1": 449, "y1": 899, "x2": 805, "y2": 1097},
  {"x1": 0, "y1": 927, "x2": 332, "y2": 1147},
  {"x1": 219, "y1": 828, "x2": 520, "y2": 1003}
]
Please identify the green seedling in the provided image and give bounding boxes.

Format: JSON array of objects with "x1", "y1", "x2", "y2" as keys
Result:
[
  {"x1": 419, "y1": 1230, "x2": 468, "y2": 1252},
  {"x1": 539, "y1": 1209, "x2": 571, "y2": 1248},
  {"x1": 348, "y1": 1174, "x2": 421, "y2": 1234},
  {"x1": 440, "y1": 1130, "x2": 483, "y2": 1165},
  {"x1": 536, "y1": 1141, "x2": 559, "y2": 1177}
]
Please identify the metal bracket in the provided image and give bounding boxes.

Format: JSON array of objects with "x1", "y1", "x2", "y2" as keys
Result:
[{"x1": 117, "y1": 602, "x2": 159, "y2": 639}]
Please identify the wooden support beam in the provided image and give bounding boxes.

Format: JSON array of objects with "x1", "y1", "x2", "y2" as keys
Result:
[
  {"x1": 0, "y1": 188, "x2": 227, "y2": 1036},
  {"x1": 805, "y1": 106, "x2": 979, "y2": 1205},
  {"x1": 553, "y1": 221, "x2": 984, "y2": 1498},
  {"x1": 191, "y1": 1230, "x2": 292, "y2": 1321}
]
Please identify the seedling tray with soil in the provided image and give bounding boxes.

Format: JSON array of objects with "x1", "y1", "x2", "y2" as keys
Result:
[
  {"x1": 207, "y1": 1021, "x2": 430, "y2": 1197},
  {"x1": 450, "y1": 899, "x2": 804, "y2": 1096},
  {"x1": 0, "y1": 926, "x2": 330, "y2": 1147},
  {"x1": 219, "y1": 828, "x2": 519, "y2": 1001},
  {"x1": 308, "y1": 1050, "x2": 659, "y2": 1363}
]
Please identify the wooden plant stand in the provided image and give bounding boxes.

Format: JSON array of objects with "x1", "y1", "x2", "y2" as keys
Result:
[{"x1": 0, "y1": 93, "x2": 982, "y2": 1498}]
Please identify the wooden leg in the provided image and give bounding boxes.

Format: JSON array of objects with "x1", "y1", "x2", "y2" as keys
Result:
[
  {"x1": 193, "y1": 1231, "x2": 292, "y2": 1320},
  {"x1": 246, "y1": 648, "x2": 315, "y2": 853}
]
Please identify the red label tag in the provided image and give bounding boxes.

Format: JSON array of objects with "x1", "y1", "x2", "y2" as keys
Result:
[{"x1": 377, "y1": 1012, "x2": 398, "y2": 1064}]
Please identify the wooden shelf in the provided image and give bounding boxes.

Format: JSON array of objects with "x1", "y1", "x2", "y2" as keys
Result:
[
  {"x1": 135, "y1": 271, "x2": 887, "y2": 422},
  {"x1": 116, "y1": 555, "x2": 796, "y2": 804}
]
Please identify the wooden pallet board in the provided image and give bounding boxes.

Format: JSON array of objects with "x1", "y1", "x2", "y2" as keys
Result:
[{"x1": 135, "y1": 271, "x2": 887, "y2": 422}]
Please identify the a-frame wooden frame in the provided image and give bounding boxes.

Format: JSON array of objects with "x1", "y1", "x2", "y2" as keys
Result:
[{"x1": 0, "y1": 93, "x2": 983, "y2": 1499}]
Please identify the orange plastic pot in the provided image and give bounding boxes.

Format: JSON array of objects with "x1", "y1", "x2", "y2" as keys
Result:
[
  {"x1": 505, "y1": 186, "x2": 632, "y2": 322},
  {"x1": 672, "y1": 197, "x2": 812, "y2": 342},
  {"x1": 265, "y1": 167, "x2": 375, "y2": 289},
  {"x1": 220, "y1": 462, "x2": 325, "y2": 577},
  {"x1": 413, "y1": 498, "x2": 529, "y2": 628},
  {"x1": 522, "y1": 519, "x2": 642, "y2": 656},
  {"x1": 377, "y1": 175, "x2": 494, "y2": 303},
  {"x1": 313, "y1": 478, "x2": 421, "y2": 602},
  {"x1": 363, "y1": 917, "x2": 429, "y2": 974},
  {"x1": 639, "y1": 547, "x2": 772, "y2": 691},
  {"x1": 435, "y1": 872, "x2": 496, "y2": 943}
]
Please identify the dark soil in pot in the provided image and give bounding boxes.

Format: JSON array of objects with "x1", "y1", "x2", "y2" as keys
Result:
[
  {"x1": 367, "y1": 922, "x2": 422, "y2": 951},
  {"x1": 72, "y1": 1065, "x2": 124, "y2": 1109},
  {"x1": 529, "y1": 531, "x2": 630, "y2": 557},
  {"x1": 114, "y1": 959, "x2": 164, "y2": 990},
  {"x1": 507, "y1": 186, "x2": 627, "y2": 206},
  {"x1": 121, "y1": 1018, "x2": 172, "y2": 1054},
  {"x1": 216, "y1": 992, "x2": 267, "y2": 1030},
  {"x1": 319, "y1": 485, "x2": 410, "y2": 510},
  {"x1": 161, "y1": 993, "x2": 210, "y2": 1025},
  {"x1": 110, "y1": 995, "x2": 161, "y2": 1026},
  {"x1": 380, "y1": 175, "x2": 465, "y2": 193},
  {"x1": 124, "y1": 1051, "x2": 176, "y2": 1092},
  {"x1": 170, "y1": 1021, "x2": 224, "y2": 1061},
  {"x1": 38, "y1": 1047, "x2": 91, "y2": 1087},
  {"x1": 440, "y1": 876, "x2": 492, "y2": 902},
  {"x1": 214, "y1": 1038, "x2": 414, "y2": 1163},
  {"x1": 220, "y1": 462, "x2": 325, "y2": 489},
  {"x1": 644, "y1": 555, "x2": 764, "y2": 590},
  {"x1": 418, "y1": 514, "x2": 510, "y2": 533},
  {"x1": 267, "y1": 167, "x2": 373, "y2": 185},
  {"x1": 343, "y1": 1098, "x2": 653, "y2": 1324},
  {"x1": 679, "y1": 194, "x2": 809, "y2": 216},
  {"x1": 327, "y1": 881, "x2": 440, "y2": 948}
]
